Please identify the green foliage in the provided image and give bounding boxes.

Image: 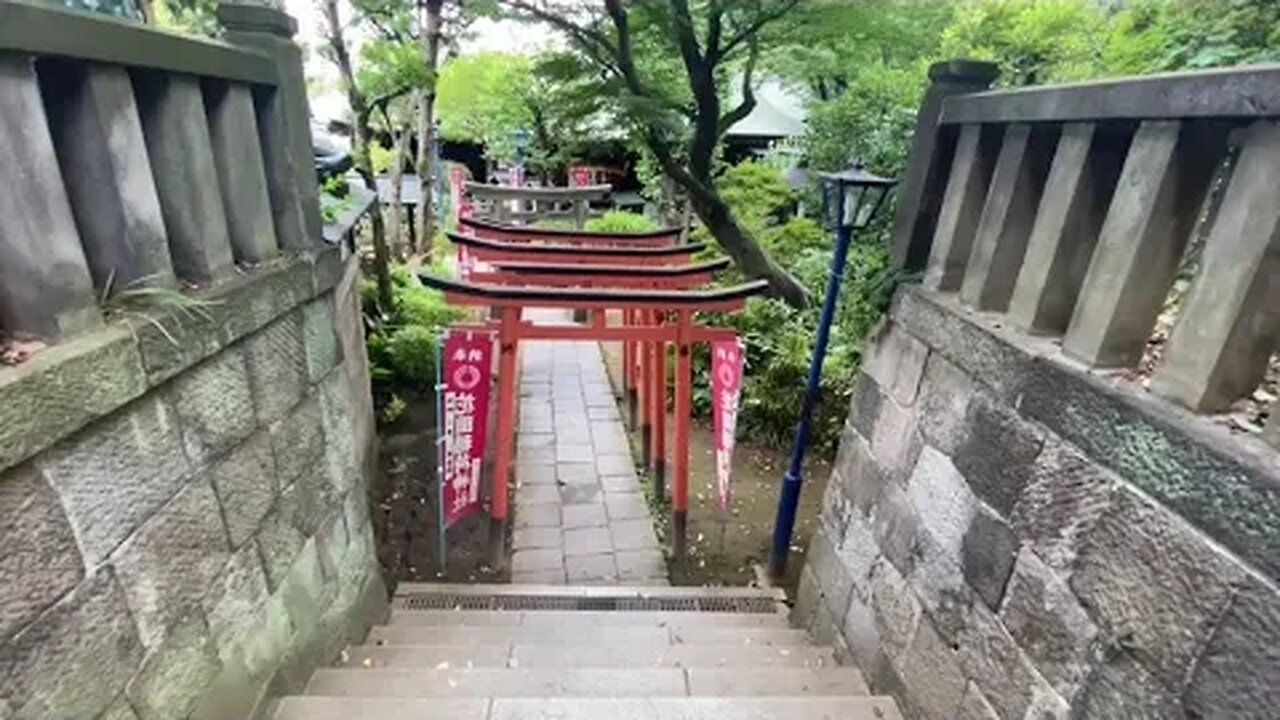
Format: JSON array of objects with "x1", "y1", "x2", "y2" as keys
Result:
[
  {"x1": 584, "y1": 211, "x2": 659, "y2": 234},
  {"x1": 436, "y1": 52, "x2": 535, "y2": 159},
  {"x1": 364, "y1": 262, "x2": 465, "y2": 401},
  {"x1": 716, "y1": 161, "x2": 794, "y2": 231},
  {"x1": 803, "y1": 61, "x2": 927, "y2": 177},
  {"x1": 940, "y1": 0, "x2": 1107, "y2": 86},
  {"x1": 1102, "y1": 0, "x2": 1280, "y2": 74}
]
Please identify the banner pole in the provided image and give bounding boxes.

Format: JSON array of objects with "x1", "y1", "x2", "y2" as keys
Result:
[{"x1": 434, "y1": 330, "x2": 447, "y2": 574}]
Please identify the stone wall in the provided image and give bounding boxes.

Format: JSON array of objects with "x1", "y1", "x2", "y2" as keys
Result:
[
  {"x1": 0, "y1": 248, "x2": 387, "y2": 720},
  {"x1": 793, "y1": 286, "x2": 1279, "y2": 719}
]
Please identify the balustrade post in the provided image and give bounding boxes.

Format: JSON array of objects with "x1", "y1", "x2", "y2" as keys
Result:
[
  {"x1": 1008, "y1": 123, "x2": 1128, "y2": 334},
  {"x1": 891, "y1": 59, "x2": 998, "y2": 272},
  {"x1": 923, "y1": 123, "x2": 1002, "y2": 291},
  {"x1": 217, "y1": 2, "x2": 321, "y2": 247},
  {"x1": 1150, "y1": 120, "x2": 1280, "y2": 411},
  {"x1": 1063, "y1": 121, "x2": 1226, "y2": 368},
  {"x1": 0, "y1": 53, "x2": 100, "y2": 338},
  {"x1": 41, "y1": 62, "x2": 175, "y2": 293},
  {"x1": 205, "y1": 82, "x2": 279, "y2": 262}
]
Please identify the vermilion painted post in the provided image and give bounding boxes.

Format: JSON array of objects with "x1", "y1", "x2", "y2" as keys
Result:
[
  {"x1": 652, "y1": 313, "x2": 667, "y2": 498},
  {"x1": 624, "y1": 309, "x2": 637, "y2": 428},
  {"x1": 640, "y1": 309, "x2": 654, "y2": 467},
  {"x1": 490, "y1": 306, "x2": 518, "y2": 567},
  {"x1": 672, "y1": 309, "x2": 692, "y2": 557}
]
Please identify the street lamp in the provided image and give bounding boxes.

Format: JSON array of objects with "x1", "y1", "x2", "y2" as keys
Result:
[{"x1": 768, "y1": 162, "x2": 896, "y2": 580}]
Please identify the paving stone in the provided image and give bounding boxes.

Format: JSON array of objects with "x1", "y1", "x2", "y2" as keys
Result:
[
  {"x1": 513, "y1": 527, "x2": 562, "y2": 551},
  {"x1": 564, "y1": 527, "x2": 613, "y2": 556},
  {"x1": 566, "y1": 553, "x2": 618, "y2": 583},
  {"x1": 557, "y1": 463, "x2": 599, "y2": 485},
  {"x1": 597, "y1": 454, "x2": 636, "y2": 476},
  {"x1": 518, "y1": 446, "x2": 555, "y2": 464},
  {"x1": 615, "y1": 549, "x2": 666, "y2": 582},
  {"x1": 586, "y1": 405, "x2": 620, "y2": 421},
  {"x1": 611, "y1": 519, "x2": 660, "y2": 551},
  {"x1": 561, "y1": 503, "x2": 607, "y2": 529},
  {"x1": 515, "y1": 463, "x2": 557, "y2": 486},
  {"x1": 601, "y1": 475, "x2": 642, "y2": 493},
  {"x1": 559, "y1": 483, "x2": 603, "y2": 505},
  {"x1": 556, "y1": 444, "x2": 595, "y2": 463},
  {"x1": 112, "y1": 478, "x2": 232, "y2": 647},
  {"x1": 0, "y1": 568, "x2": 143, "y2": 719},
  {"x1": 605, "y1": 493, "x2": 650, "y2": 521},
  {"x1": 512, "y1": 549, "x2": 564, "y2": 573},
  {"x1": 517, "y1": 433, "x2": 555, "y2": 450},
  {"x1": 0, "y1": 463, "x2": 84, "y2": 641},
  {"x1": 513, "y1": 504, "x2": 560, "y2": 530},
  {"x1": 517, "y1": 485, "x2": 561, "y2": 507},
  {"x1": 512, "y1": 569, "x2": 565, "y2": 585}
]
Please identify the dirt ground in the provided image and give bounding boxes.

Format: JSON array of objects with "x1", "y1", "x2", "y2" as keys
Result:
[
  {"x1": 368, "y1": 390, "x2": 508, "y2": 592},
  {"x1": 600, "y1": 342, "x2": 828, "y2": 599}
]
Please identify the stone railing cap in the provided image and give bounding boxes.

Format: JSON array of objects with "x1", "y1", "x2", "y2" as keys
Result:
[{"x1": 217, "y1": 3, "x2": 298, "y2": 37}]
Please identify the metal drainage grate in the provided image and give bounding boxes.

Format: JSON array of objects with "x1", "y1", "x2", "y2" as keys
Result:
[{"x1": 396, "y1": 593, "x2": 780, "y2": 614}]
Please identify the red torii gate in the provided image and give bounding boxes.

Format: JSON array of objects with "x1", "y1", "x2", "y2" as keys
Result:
[
  {"x1": 422, "y1": 269, "x2": 764, "y2": 563},
  {"x1": 460, "y1": 215, "x2": 684, "y2": 248}
]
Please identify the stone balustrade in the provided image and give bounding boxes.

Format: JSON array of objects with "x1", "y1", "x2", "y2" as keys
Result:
[
  {"x1": 892, "y1": 61, "x2": 1280, "y2": 443},
  {"x1": 466, "y1": 181, "x2": 611, "y2": 227},
  {"x1": 0, "y1": 0, "x2": 320, "y2": 341}
]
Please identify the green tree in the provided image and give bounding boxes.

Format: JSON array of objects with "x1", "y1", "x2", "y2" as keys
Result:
[
  {"x1": 436, "y1": 52, "x2": 535, "y2": 157},
  {"x1": 505, "y1": 0, "x2": 812, "y2": 308}
]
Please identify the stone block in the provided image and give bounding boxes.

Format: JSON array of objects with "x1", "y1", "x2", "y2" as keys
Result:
[
  {"x1": 0, "y1": 569, "x2": 143, "y2": 719},
  {"x1": 999, "y1": 548, "x2": 1097, "y2": 705},
  {"x1": 868, "y1": 558, "x2": 921, "y2": 659},
  {"x1": 276, "y1": 540, "x2": 334, "y2": 641},
  {"x1": 952, "y1": 394, "x2": 1043, "y2": 516},
  {"x1": 819, "y1": 478, "x2": 852, "y2": 551},
  {"x1": 893, "y1": 289, "x2": 1033, "y2": 402},
  {"x1": 807, "y1": 528, "x2": 853, "y2": 621},
  {"x1": 915, "y1": 352, "x2": 974, "y2": 455},
  {"x1": 1183, "y1": 573, "x2": 1280, "y2": 718},
  {"x1": 1009, "y1": 441, "x2": 1115, "y2": 576},
  {"x1": 838, "y1": 513, "x2": 881, "y2": 600},
  {"x1": 863, "y1": 322, "x2": 929, "y2": 406},
  {"x1": 39, "y1": 396, "x2": 193, "y2": 566},
  {"x1": 1069, "y1": 487, "x2": 1246, "y2": 690},
  {"x1": 905, "y1": 531, "x2": 976, "y2": 645},
  {"x1": 99, "y1": 696, "x2": 140, "y2": 720},
  {"x1": 1074, "y1": 655, "x2": 1181, "y2": 719},
  {"x1": 512, "y1": 549, "x2": 563, "y2": 574},
  {"x1": 316, "y1": 370, "x2": 361, "y2": 493},
  {"x1": 559, "y1": 482, "x2": 602, "y2": 505},
  {"x1": 513, "y1": 527, "x2": 562, "y2": 551},
  {"x1": 209, "y1": 434, "x2": 278, "y2": 548},
  {"x1": 1021, "y1": 355, "x2": 1280, "y2": 580},
  {"x1": 277, "y1": 471, "x2": 337, "y2": 540},
  {"x1": 870, "y1": 394, "x2": 922, "y2": 476},
  {"x1": 0, "y1": 326, "x2": 147, "y2": 473},
  {"x1": 565, "y1": 526, "x2": 613, "y2": 556},
  {"x1": 201, "y1": 540, "x2": 271, "y2": 659},
  {"x1": 243, "y1": 312, "x2": 309, "y2": 425},
  {"x1": 893, "y1": 618, "x2": 967, "y2": 719},
  {"x1": 956, "y1": 682, "x2": 1000, "y2": 720},
  {"x1": 168, "y1": 349, "x2": 256, "y2": 466},
  {"x1": 954, "y1": 601, "x2": 1066, "y2": 720},
  {"x1": 847, "y1": 373, "x2": 882, "y2": 441},
  {"x1": 604, "y1": 492, "x2": 649, "y2": 521},
  {"x1": 0, "y1": 464, "x2": 84, "y2": 641},
  {"x1": 836, "y1": 431, "x2": 891, "y2": 517},
  {"x1": 561, "y1": 503, "x2": 607, "y2": 529},
  {"x1": 907, "y1": 446, "x2": 976, "y2": 564},
  {"x1": 961, "y1": 503, "x2": 1017, "y2": 611},
  {"x1": 125, "y1": 614, "x2": 222, "y2": 720},
  {"x1": 514, "y1": 504, "x2": 560, "y2": 529},
  {"x1": 269, "y1": 394, "x2": 325, "y2": 488},
  {"x1": 868, "y1": 480, "x2": 919, "y2": 577},
  {"x1": 609, "y1": 519, "x2": 659, "y2": 551},
  {"x1": 300, "y1": 298, "x2": 342, "y2": 383},
  {"x1": 112, "y1": 478, "x2": 232, "y2": 647},
  {"x1": 255, "y1": 507, "x2": 306, "y2": 591},
  {"x1": 614, "y1": 549, "x2": 665, "y2": 582},
  {"x1": 840, "y1": 592, "x2": 881, "y2": 670}
]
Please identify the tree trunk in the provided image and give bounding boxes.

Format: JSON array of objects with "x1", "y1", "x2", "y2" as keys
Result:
[
  {"x1": 416, "y1": 0, "x2": 445, "y2": 253},
  {"x1": 388, "y1": 119, "x2": 411, "y2": 259},
  {"x1": 688, "y1": 187, "x2": 810, "y2": 307},
  {"x1": 321, "y1": 0, "x2": 392, "y2": 311}
]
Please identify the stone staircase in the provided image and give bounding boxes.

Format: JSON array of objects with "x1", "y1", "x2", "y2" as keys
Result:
[{"x1": 269, "y1": 583, "x2": 902, "y2": 719}]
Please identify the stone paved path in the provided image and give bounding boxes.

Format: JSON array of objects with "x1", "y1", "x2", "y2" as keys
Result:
[{"x1": 509, "y1": 309, "x2": 668, "y2": 585}]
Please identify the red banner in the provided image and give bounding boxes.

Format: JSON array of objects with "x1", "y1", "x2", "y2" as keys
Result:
[
  {"x1": 711, "y1": 338, "x2": 745, "y2": 510},
  {"x1": 455, "y1": 201, "x2": 475, "y2": 280},
  {"x1": 570, "y1": 165, "x2": 592, "y2": 188},
  {"x1": 442, "y1": 331, "x2": 493, "y2": 527},
  {"x1": 448, "y1": 165, "x2": 466, "y2": 216}
]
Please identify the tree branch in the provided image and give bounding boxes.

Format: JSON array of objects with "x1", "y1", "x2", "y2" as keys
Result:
[
  {"x1": 720, "y1": 0, "x2": 799, "y2": 58},
  {"x1": 717, "y1": 37, "x2": 760, "y2": 137}
]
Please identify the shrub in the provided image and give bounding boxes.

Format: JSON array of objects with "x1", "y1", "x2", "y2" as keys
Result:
[
  {"x1": 585, "y1": 210, "x2": 658, "y2": 233},
  {"x1": 385, "y1": 325, "x2": 439, "y2": 389}
]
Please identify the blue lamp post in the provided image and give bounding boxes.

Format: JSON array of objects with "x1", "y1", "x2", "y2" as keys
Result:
[{"x1": 768, "y1": 162, "x2": 896, "y2": 580}]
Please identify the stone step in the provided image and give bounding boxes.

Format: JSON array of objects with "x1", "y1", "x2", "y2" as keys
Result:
[
  {"x1": 387, "y1": 609, "x2": 788, "y2": 629},
  {"x1": 393, "y1": 582, "x2": 785, "y2": 602},
  {"x1": 342, "y1": 643, "x2": 838, "y2": 670},
  {"x1": 274, "y1": 695, "x2": 903, "y2": 720},
  {"x1": 367, "y1": 624, "x2": 810, "y2": 647},
  {"x1": 303, "y1": 667, "x2": 870, "y2": 699}
]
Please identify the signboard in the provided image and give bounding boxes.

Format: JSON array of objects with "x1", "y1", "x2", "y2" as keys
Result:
[
  {"x1": 448, "y1": 164, "x2": 466, "y2": 218},
  {"x1": 455, "y1": 200, "x2": 475, "y2": 280},
  {"x1": 711, "y1": 338, "x2": 745, "y2": 510},
  {"x1": 441, "y1": 331, "x2": 493, "y2": 527},
  {"x1": 570, "y1": 165, "x2": 592, "y2": 188}
]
